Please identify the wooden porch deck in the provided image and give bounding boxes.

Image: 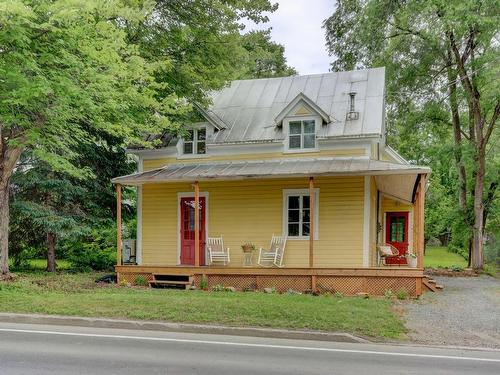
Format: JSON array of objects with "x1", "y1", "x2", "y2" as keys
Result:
[{"x1": 116, "y1": 265, "x2": 424, "y2": 296}]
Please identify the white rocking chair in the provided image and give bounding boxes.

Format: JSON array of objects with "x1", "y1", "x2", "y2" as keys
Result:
[
  {"x1": 207, "y1": 237, "x2": 230, "y2": 265},
  {"x1": 258, "y1": 235, "x2": 287, "y2": 267}
]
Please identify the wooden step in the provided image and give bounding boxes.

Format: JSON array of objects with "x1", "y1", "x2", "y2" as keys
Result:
[
  {"x1": 422, "y1": 279, "x2": 438, "y2": 292},
  {"x1": 149, "y1": 280, "x2": 191, "y2": 285},
  {"x1": 435, "y1": 284, "x2": 444, "y2": 290}
]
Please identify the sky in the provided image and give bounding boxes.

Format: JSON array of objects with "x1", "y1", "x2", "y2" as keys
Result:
[{"x1": 243, "y1": 0, "x2": 336, "y2": 75}]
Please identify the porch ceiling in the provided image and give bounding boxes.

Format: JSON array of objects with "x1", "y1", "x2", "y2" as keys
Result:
[{"x1": 112, "y1": 157, "x2": 430, "y2": 190}]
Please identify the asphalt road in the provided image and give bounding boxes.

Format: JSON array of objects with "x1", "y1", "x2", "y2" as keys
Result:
[{"x1": 0, "y1": 322, "x2": 499, "y2": 374}]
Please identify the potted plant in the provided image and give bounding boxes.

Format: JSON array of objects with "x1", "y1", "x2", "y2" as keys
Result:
[
  {"x1": 406, "y1": 252, "x2": 417, "y2": 268},
  {"x1": 241, "y1": 242, "x2": 255, "y2": 253}
]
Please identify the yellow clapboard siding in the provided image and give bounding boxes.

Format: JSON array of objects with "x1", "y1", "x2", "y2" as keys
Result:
[
  {"x1": 143, "y1": 149, "x2": 367, "y2": 171},
  {"x1": 141, "y1": 176, "x2": 365, "y2": 267}
]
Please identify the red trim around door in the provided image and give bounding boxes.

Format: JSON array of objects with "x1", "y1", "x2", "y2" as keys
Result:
[
  {"x1": 385, "y1": 212, "x2": 409, "y2": 265},
  {"x1": 180, "y1": 196, "x2": 206, "y2": 265}
]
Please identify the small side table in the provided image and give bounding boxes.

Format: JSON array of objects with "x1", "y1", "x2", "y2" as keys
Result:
[{"x1": 242, "y1": 252, "x2": 253, "y2": 267}]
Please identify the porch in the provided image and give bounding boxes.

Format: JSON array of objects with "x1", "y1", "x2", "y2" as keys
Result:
[{"x1": 112, "y1": 156, "x2": 429, "y2": 297}]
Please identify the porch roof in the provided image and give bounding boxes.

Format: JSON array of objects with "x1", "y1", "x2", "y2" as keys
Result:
[{"x1": 112, "y1": 157, "x2": 430, "y2": 202}]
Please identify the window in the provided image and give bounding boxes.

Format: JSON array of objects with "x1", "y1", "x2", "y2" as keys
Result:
[
  {"x1": 283, "y1": 189, "x2": 318, "y2": 239},
  {"x1": 183, "y1": 128, "x2": 206, "y2": 155},
  {"x1": 289, "y1": 120, "x2": 316, "y2": 150}
]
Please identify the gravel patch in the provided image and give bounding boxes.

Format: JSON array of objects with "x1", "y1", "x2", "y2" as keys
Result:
[{"x1": 404, "y1": 275, "x2": 500, "y2": 348}]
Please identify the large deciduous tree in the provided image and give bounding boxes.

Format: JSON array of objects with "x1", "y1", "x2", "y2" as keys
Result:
[
  {"x1": 0, "y1": 0, "x2": 174, "y2": 276},
  {"x1": 324, "y1": 0, "x2": 499, "y2": 269}
]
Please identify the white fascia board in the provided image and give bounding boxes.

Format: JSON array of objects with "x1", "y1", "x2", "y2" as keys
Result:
[{"x1": 275, "y1": 93, "x2": 331, "y2": 125}]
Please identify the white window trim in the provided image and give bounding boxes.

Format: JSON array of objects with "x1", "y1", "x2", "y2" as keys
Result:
[
  {"x1": 179, "y1": 126, "x2": 207, "y2": 157},
  {"x1": 282, "y1": 188, "x2": 319, "y2": 240},
  {"x1": 283, "y1": 115, "x2": 321, "y2": 153},
  {"x1": 176, "y1": 192, "x2": 209, "y2": 265}
]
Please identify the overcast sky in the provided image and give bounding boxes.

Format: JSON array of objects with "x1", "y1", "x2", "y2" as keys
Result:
[{"x1": 243, "y1": 0, "x2": 335, "y2": 75}]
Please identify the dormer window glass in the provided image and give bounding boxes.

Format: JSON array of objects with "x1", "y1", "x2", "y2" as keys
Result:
[
  {"x1": 183, "y1": 128, "x2": 206, "y2": 155},
  {"x1": 289, "y1": 120, "x2": 315, "y2": 149}
]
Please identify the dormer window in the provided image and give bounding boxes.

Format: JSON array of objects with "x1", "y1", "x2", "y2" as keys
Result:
[
  {"x1": 289, "y1": 120, "x2": 315, "y2": 149},
  {"x1": 183, "y1": 128, "x2": 206, "y2": 155}
]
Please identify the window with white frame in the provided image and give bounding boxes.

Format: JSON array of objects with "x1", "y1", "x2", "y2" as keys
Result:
[
  {"x1": 288, "y1": 120, "x2": 316, "y2": 150},
  {"x1": 183, "y1": 128, "x2": 206, "y2": 155},
  {"x1": 283, "y1": 189, "x2": 318, "y2": 238}
]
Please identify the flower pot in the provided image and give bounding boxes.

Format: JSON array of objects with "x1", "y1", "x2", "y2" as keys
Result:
[
  {"x1": 242, "y1": 245, "x2": 254, "y2": 253},
  {"x1": 407, "y1": 256, "x2": 417, "y2": 268}
]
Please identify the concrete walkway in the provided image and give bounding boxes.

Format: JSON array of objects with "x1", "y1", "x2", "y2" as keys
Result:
[{"x1": 405, "y1": 275, "x2": 500, "y2": 348}]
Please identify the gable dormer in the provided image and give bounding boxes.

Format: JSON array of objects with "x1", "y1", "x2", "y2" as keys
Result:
[{"x1": 274, "y1": 93, "x2": 331, "y2": 152}]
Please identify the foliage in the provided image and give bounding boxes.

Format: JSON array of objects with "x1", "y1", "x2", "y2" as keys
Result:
[
  {"x1": 199, "y1": 276, "x2": 208, "y2": 290},
  {"x1": 396, "y1": 289, "x2": 408, "y2": 300},
  {"x1": 67, "y1": 225, "x2": 117, "y2": 271},
  {"x1": 134, "y1": 276, "x2": 149, "y2": 287},
  {"x1": 324, "y1": 1, "x2": 499, "y2": 268},
  {"x1": 0, "y1": 272, "x2": 407, "y2": 338}
]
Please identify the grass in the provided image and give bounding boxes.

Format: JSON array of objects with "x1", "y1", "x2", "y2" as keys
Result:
[
  {"x1": 9, "y1": 259, "x2": 72, "y2": 271},
  {"x1": 424, "y1": 246, "x2": 467, "y2": 269},
  {"x1": 0, "y1": 271, "x2": 406, "y2": 339}
]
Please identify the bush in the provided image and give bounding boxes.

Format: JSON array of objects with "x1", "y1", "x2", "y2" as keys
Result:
[
  {"x1": 134, "y1": 276, "x2": 149, "y2": 287},
  {"x1": 396, "y1": 289, "x2": 408, "y2": 300},
  {"x1": 68, "y1": 226, "x2": 117, "y2": 271}
]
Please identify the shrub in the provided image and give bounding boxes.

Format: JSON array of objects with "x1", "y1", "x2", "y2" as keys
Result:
[
  {"x1": 384, "y1": 289, "x2": 394, "y2": 299},
  {"x1": 334, "y1": 291, "x2": 344, "y2": 298},
  {"x1": 396, "y1": 289, "x2": 408, "y2": 300},
  {"x1": 199, "y1": 276, "x2": 208, "y2": 290},
  {"x1": 134, "y1": 276, "x2": 149, "y2": 287},
  {"x1": 212, "y1": 284, "x2": 225, "y2": 292},
  {"x1": 69, "y1": 226, "x2": 116, "y2": 271}
]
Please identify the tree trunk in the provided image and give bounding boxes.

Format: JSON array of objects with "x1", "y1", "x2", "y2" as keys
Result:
[
  {"x1": 0, "y1": 141, "x2": 25, "y2": 276},
  {"x1": 46, "y1": 232, "x2": 56, "y2": 272},
  {"x1": 0, "y1": 184, "x2": 10, "y2": 276},
  {"x1": 471, "y1": 146, "x2": 486, "y2": 269}
]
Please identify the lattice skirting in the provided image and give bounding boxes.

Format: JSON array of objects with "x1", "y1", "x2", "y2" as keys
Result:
[
  {"x1": 118, "y1": 272, "x2": 154, "y2": 285},
  {"x1": 192, "y1": 274, "x2": 419, "y2": 296},
  {"x1": 117, "y1": 272, "x2": 420, "y2": 296}
]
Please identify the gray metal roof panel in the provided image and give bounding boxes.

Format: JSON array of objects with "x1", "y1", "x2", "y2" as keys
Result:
[{"x1": 112, "y1": 156, "x2": 430, "y2": 185}]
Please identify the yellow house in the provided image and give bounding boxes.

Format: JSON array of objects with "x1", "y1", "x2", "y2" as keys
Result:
[{"x1": 113, "y1": 68, "x2": 430, "y2": 296}]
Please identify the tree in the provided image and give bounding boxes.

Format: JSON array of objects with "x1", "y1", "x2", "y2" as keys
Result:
[
  {"x1": 324, "y1": 0, "x2": 499, "y2": 269},
  {"x1": 0, "y1": 0, "x2": 175, "y2": 276},
  {"x1": 1, "y1": 0, "x2": 283, "y2": 276},
  {"x1": 238, "y1": 29, "x2": 297, "y2": 79},
  {"x1": 10, "y1": 156, "x2": 86, "y2": 272}
]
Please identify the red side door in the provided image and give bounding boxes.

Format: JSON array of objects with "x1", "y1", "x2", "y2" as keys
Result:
[
  {"x1": 180, "y1": 197, "x2": 206, "y2": 266},
  {"x1": 385, "y1": 212, "x2": 409, "y2": 265}
]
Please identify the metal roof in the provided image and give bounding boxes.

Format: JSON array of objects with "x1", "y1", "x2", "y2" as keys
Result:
[
  {"x1": 208, "y1": 67, "x2": 386, "y2": 143},
  {"x1": 112, "y1": 157, "x2": 430, "y2": 186}
]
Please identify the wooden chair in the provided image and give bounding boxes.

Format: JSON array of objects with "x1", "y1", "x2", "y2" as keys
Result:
[
  {"x1": 258, "y1": 235, "x2": 287, "y2": 267},
  {"x1": 207, "y1": 237, "x2": 230, "y2": 265},
  {"x1": 377, "y1": 243, "x2": 405, "y2": 266}
]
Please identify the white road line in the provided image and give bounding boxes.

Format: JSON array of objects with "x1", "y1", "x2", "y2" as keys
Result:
[{"x1": 1, "y1": 328, "x2": 499, "y2": 363}]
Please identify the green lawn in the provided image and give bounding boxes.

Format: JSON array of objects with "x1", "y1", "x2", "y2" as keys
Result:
[
  {"x1": 0, "y1": 272, "x2": 406, "y2": 339},
  {"x1": 9, "y1": 259, "x2": 72, "y2": 271},
  {"x1": 424, "y1": 246, "x2": 467, "y2": 268}
]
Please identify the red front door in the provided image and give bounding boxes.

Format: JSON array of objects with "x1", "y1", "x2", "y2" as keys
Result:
[
  {"x1": 180, "y1": 197, "x2": 206, "y2": 265},
  {"x1": 385, "y1": 212, "x2": 409, "y2": 265}
]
